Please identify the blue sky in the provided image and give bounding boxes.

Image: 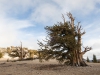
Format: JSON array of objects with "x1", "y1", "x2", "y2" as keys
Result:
[{"x1": 0, "y1": 0, "x2": 100, "y2": 59}]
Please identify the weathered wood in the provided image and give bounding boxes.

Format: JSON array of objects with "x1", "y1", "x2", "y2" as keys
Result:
[
  {"x1": 67, "y1": 12, "x2": 91, "y2": 66},
  {"x1": 67, "y1": 12, "x2": 75, "y2": 28}
]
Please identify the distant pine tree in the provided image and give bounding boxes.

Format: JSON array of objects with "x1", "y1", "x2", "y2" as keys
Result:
[
  {"x1": 87, "y1": 56, "x2": 90, "y2": 62},
  {"x1": 93, "y1": 54, "x2": 97, "y2": 63}
]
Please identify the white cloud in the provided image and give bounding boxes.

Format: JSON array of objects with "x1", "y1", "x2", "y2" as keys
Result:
[
  {"x1": 52, "y1": 0, "x2": 96, "y2": 15},
  {"x1": 82, "y1": 22, "x2": 100, "y2": 59},
  {"x1": 0, "y1": 0, "x2": 34, "y2": 15},
  {"x1": 30, "y1": 3, "x2": 62, "y2": 25},
  {"x1": 0, "y1": 0, "x2": 47, "y2": 49},
  {"x1": 0, "y1": 0, "x2": 100, "y2": 59},
  {"x1": 83, "y1": 36, "x2": 100, "y2": 59},
  {"x1": 19, "y1": 32, "x2": 46, "y2": 50},
  {"x1": 0, "y1": 17, "x2": 33, "y2": 46}
]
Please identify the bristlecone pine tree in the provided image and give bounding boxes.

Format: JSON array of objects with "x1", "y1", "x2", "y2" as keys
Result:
[{"x1": 38, "y1": 12, "x2": 92, "y2": 66}]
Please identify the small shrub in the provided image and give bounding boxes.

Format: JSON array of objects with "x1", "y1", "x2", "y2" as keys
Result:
[{"x1": 0, "y1": 52, "x2": 3, "y2": 58}]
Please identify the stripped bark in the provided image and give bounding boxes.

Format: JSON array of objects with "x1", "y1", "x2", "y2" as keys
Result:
[{"x1": 67, "y1": 12, "x2": 91, "y2": 66}]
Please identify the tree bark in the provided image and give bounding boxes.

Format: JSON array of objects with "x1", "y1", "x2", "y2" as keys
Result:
[{"x1": 67, "y1": 12, "x2": 89, "y2": 66}]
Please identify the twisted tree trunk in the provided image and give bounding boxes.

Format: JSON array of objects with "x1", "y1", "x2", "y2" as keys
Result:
[{"x1": 67, "y1": 12, "x2": 91, "y2": 66}]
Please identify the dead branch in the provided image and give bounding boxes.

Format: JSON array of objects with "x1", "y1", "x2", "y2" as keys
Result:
[
  {"x1": 82, "y1": 46, "x2": 92, "y2": 54},
  {"x1": 81, "y1": 31, "x2": 86, "y2": 35},
  {"x1": 62, "y1": 14, "x2": 65, "y2": 23},
  {"x1": 67, "y1": 12, "x2": 75, "y2": 28},
  {"x1": 67, "y1": 12, "x2": 74, "y2": 20},
  {"x1": 76, "y1": 22, "x2": 86, "y2": 35}
]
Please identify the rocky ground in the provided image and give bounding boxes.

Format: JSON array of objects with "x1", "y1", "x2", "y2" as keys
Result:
[{"x1": 0, "y1": 59, "x2": 100, "y2": 75}]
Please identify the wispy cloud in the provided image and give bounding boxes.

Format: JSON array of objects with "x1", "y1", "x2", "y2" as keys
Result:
[{"x1": 0, "y1": 0, "x2": 100, "y2": 59}]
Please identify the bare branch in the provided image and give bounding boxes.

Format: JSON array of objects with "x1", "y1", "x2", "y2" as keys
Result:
[
  {"x1": 67, "y1": 12, "x2": 75, "y2": 28},
  {"x1": 81, "y1": 31, "x2": 86, "y2": 35},
  {"x1": 67, "y1": 12, "x2": 75, "y2": 21},
  {"x1": 62, "y1": 14, "x2": 65, "y2": 23},
  {"x1": 76, "y1": 22, "x2": 86, "y2": 36},
  {"x1": 78, "y1": 22, "x2": 81, "y2": 27},
  {"x1": 82, "y1": 46, "x2": 92, "y2": 54}
]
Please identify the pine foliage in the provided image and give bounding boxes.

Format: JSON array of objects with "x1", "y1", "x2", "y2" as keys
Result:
[
  {"x1": 87, "y1": 57, "x2": 90, "y2": 62},
  {"x1": 93, "y1": 54, "x2": 97, "y2": 63}
]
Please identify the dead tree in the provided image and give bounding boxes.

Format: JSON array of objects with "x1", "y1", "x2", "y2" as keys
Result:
[{"x1": 9, "y1": 42, "x2": 28, "y2": 60}]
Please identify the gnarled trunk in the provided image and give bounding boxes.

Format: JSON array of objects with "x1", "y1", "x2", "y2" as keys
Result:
[
  {"x1": 67, "y1": 12, "x2": 91, "y2": 66},
  {"x1": 69, "y1": 50, "x2": 88, "y2": 66}
]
